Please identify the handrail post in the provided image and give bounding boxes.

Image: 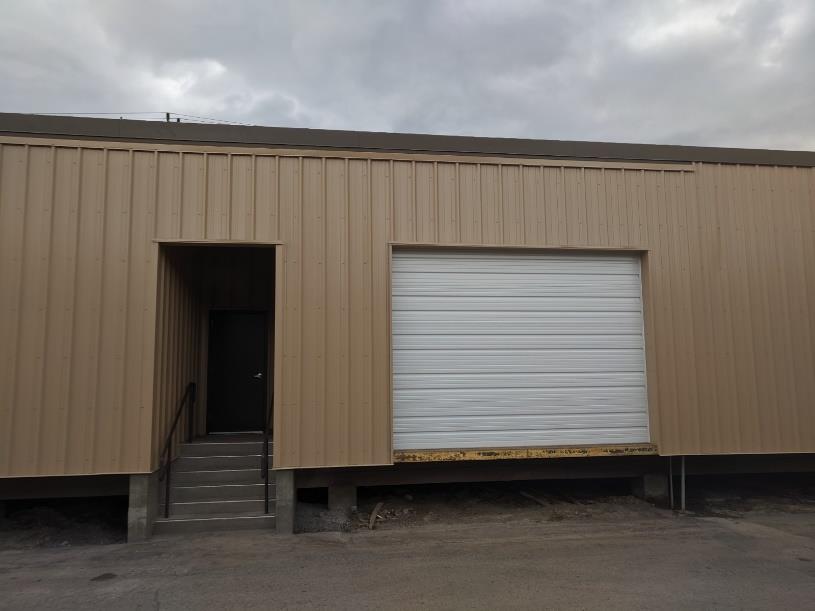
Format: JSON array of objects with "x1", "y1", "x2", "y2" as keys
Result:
[
  {"x1": 262, "y1": 395, "x2": 272, "y2": 514},
  {"x1": 165, "y1": 436, "x2": 172, "y2": 519},
  {"x1": 187, "y1": 382, "x2": 196, "y2": 442},
  {"x1": 159, "y1": 382, "x2": 196, "y2": 522},
  {"x1": 263, "y1": 429, "x2": 270, "y2": 513}
]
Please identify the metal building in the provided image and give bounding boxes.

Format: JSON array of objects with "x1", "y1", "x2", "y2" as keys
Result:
[{"x1": 1, "y1": 113, "x2": 814, "y2": 537}]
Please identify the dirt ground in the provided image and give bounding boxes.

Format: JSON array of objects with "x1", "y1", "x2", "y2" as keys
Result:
[
  {"x1": 0, "y1": 497, "x2": 127, "y2": 549},
  {"x1": 355, "y1": 479, "x2": 659, "y2": 530},
  {"x1": 2, "y1": 474, "x2": 814, "y2": 546},
  {"x1": 294, "y1": 473, "x2": 815, "y2": 534},
  {"x1": 0, "y1": 475, "x2": 813, "y2": 609}
]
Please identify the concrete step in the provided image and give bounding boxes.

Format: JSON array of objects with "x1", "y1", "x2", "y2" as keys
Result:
[
  {"x1": 171, "y1": 468, "x2": 268, "y2": 485},
  {"x1": 174, "y1": 454, "x2": 270, "y2": 471},
  {"x1": 191, "y1": 433, "x2": 266, "y2": 443},
  {"x1": 169, "y1": 483, "x2": 272, "y2": 502},
  {"x1": 153, "y1": 513, "x2": 276, "y2": 535},
  {"x1": 181, "y1": 441, "x2": 273, "y2": 457},
  {"x1": 169, "y1": 498, "x2": 270, "y2": 516}
]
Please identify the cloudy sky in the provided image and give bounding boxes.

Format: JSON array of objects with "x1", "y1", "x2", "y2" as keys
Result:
[{"x1": 2, "y1": 0, "x2": 814, "y2": 149}]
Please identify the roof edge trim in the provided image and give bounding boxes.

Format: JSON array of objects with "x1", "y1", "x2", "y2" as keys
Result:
[{"x1": 1, "y1": 113, "x2": 814, "y2": 167}]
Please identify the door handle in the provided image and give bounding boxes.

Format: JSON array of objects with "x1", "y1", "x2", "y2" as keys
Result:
[{"x1": 253, "y1": 372, "x2": 263, "y2": 379}]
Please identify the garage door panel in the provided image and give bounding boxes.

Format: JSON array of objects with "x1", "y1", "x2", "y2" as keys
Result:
[
  {"x1": 392, "y1": 252, "x2": 641, "y2": 274},
  {"x1": 394, "y1": 413, "x2": 650, "y2": 433},
  {"x1": 392, "y1": 311, "x2": 645, "y2": 334},
  {"x1": 392, "y1": 249, "x2": 649, "y2": 451},
  {"x1": 394, "y1": 296, "x2": 642, "y2": 311},
  {"x1": 394, "y1": 371, "x2": 647, "y2": 390},
  {"x1": 395, "y1": 334, "x2": 645, "y2": 350},
  {"x1": 396, "y1": 428, "x2": 650, "y2": 449},
  {"x1": 394, "y1": 387, "x2": 649, "y2": 415},
  {"x1": 394, "y1": 349, "x2": 646, "y2": 374},
  {"x1": 393, "y1": 273, "x2": 641, "y2": 296}
]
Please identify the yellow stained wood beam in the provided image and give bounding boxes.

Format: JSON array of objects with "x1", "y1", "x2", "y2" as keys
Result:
[{"x1": 393, "y1": 444, "x2": 659, "y2": 463}]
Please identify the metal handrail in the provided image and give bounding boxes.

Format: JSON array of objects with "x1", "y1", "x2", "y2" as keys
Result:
[
  {"x1": 261, "y1": 396, "x2": 273, "y2": 513},
  {"x1": 158, "y1": 382, "x2": 196, "y2": 519}
]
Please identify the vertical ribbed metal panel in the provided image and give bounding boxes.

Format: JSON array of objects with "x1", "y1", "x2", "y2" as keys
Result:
[
  {"x1": 392, "y1": 250, "x2": 649, "y2": 450},
  {"x1": 151, "y1": 247, "x2": 200, "y2": 468},
  {"x1": 1, "y1": 134, "x2": 815, "y2": 476},
  {"x1": 0, "y1": 144, "x2": 160, "y2": 476}
]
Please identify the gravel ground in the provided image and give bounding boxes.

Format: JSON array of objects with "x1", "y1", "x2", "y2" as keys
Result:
[
  {"x1": 0, "y1": 475, "x2": 813, "y2": 609},
  {"x1": 0, "y1": 491, "x2": 813, "y2": 609}
]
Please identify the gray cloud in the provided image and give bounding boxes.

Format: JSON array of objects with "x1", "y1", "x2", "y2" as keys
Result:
[{"x1": 1, "y1": 0, "x2": 814, "y2": 149}]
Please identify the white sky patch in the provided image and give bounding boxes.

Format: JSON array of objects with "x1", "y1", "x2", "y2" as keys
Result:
[
  {"x1": 143, "y1": 60, "x2": 227, "y2": 102},
  {"x1": 756, "y1": 2, "x2": 809, "y2": 68},
  {"x1": 126, "y1": 60, "x2": 325, "y2": 126},
  {"x1": 626, "y1": 1, "x2": 743, "y2": 51}
]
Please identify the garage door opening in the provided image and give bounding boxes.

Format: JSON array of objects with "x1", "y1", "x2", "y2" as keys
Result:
[{"x1": 391, "y1": 249, "x2": 649, "y2": 451}]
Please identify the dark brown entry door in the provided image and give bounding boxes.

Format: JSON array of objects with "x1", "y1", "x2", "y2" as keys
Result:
[{"x1": 207, "y1": 311, "x2": 267, "y2": 432}]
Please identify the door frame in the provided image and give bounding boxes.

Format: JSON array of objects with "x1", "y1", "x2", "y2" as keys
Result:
[
  {"x1": 162, "y1": 241, "x2": 282, "y2": 440},
  {"x1": 388, "y1": 243, "x2": 654, "y2": 462},
  {"x1": 204, "y1": 308, "x2": 270, "y2": 434},
  {"x1": 151, "y1": 240, "x2": 282, "y2": 470}
]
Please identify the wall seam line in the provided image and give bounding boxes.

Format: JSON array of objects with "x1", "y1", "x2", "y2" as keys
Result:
[
  {"x1": 33, "y1": 146, "x2": 57, "y2": 474},
  {"x1": 7, "y1": 145, "x2": 30, "y2": 472}
]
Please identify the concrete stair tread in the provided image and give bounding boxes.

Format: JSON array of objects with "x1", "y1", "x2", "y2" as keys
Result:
[
  {"x1": 153, "y1": 512, "x2": 276, "y2": 534},
  {"x1": 172, "y1": 468, "x2": 270, "y2": 476},
  {"x1": 157, "y1": 435, "x2": 278, "y2": 534},
  {"x1": 171, "y1": 483, "x2": 270, "y2": 490},
  {"x1": 173, "y1": 468, "x2": 271, "y2": 476},
  {"x1": 169, "y1": 505, "x2": 275, "y2": 518},
  {"x1": 188, "y1": 433, "x2": 268, "y2": 443},
  {"x1": 172, "y1": 498, "x2": 276, "y2": 507},
  {"x1": 187, "y1": 441, "x2": 273, "y2": 447},
  {"x1": 179, "y1": 441, "x2": 274, "y2": 458},
  {"x1": 157, "y1": 512, "x2": 274, "y2": 521},
  {"x1": 175, "y1": 455, "x2": 272, "y2": 461},
  {"x1": 169, "y1": 498, "x2": 274, "y2": 516},
  {"x1": 172, "y1": 474, "x2": 269, "y2": 486},
  {"x1": 167, "y1": 482, "x2": 273, "y2": 502},
  {"x1": 169, "y1": 483, "x2": 272, "y2": 489},
  {"x1": 173, "y1": 455, "x2": 273, "y2": 471}
]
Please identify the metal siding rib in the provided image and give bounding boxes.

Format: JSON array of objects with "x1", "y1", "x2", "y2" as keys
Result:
[
  {"x1": 521, "y1": 166, "x2": 542, "y2": 244},
  {"x1": 180, "y1": 153, "x2": 205, "y2": 239},
  {"x1": 392, "y1": 161, "x2": 414, "y2": 243},
  {"x1": 253, "y1": 155, "x2": 278, "y2": 241},
  {"x1": 94, "y1": 150, "x2": 122, "y2": 469},
  {"x1": 730, "y1": 165, "x2": 759, "y2": 449},
  {"x1": 414, "y1": 162, "x2": 435, "y2": 243},
  {"x1": 276, "y1": 157, "x2": 302, "y2": 467},
  {"x1": 3, "y1": 146, "x2": 28, "y2": 473},
  {"x1": 33, "y1": 147, "x2": 57, "y2": 472},
  {"x1": 681, "y1": 170, "x2": 704, "y2": 454},
  {"x1": 15, "y1": 147, "x2": 53, "y2": 473},
  {"x1": 459, "y1": 164, "x2": 481, "y2": 244},
  {"x1": 371, "y1": 161, "x2": 392, "y2": 460},
  {"x1": 797, "y1": 169, "x2": 815, "y2": 446}
]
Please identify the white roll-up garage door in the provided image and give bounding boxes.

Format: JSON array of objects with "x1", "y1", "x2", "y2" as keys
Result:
[{"x1": 392, "y1": 249, "x2": 649, "y2": 450}]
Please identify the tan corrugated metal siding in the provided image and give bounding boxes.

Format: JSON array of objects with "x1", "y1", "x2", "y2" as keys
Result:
[
  {"x1": 0, "y1": 145, "x2": 159, "y2": 476},
  {"x1": 1, "y1": 136, "x2": 814, "y2": 476},
  {"x1": 152, "y1": 247, "x2": 200, "y2": 469}
]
